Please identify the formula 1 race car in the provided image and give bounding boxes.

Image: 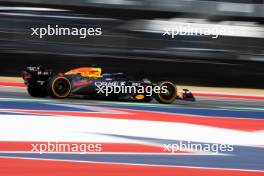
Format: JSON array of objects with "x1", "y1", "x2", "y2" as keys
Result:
[{"x1": 22, "y1": 66, "x2": 195, "y2": 104}]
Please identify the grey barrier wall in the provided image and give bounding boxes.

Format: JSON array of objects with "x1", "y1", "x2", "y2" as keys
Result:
[
  {"x1": 1, "y1": 0, "x2": 264, "y2": 19},
  {"x1": 1, "y1": 52, "x2": 264, "y2": 88},
  {"x1": 0, "y1": 4, "x2": 263, "y2": 88}
]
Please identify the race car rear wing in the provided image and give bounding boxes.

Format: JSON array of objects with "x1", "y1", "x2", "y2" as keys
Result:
[{"x1": 22, "y1": 66, "x2": 53, "y2": 84}]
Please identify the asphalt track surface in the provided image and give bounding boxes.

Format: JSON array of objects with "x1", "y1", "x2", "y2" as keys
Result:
[
  {"x1": 1, "y1": 85, "x2": 264, "y2": 109},
  {"x1": 0, "y1": 85, "x2": 264, "y2": 176}
]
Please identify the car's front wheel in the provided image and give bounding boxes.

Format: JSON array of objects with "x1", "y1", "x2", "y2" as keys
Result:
[{"x1": 154, "y1": 81, "x2": 177, "y2": 104}]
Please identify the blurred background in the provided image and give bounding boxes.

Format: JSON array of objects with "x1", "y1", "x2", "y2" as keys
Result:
[{"x1": 0, "y1": 0, "x2": 263, "y2": 88}]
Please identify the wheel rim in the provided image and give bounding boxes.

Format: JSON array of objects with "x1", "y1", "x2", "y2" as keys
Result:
[
  {"x1": 52, "y1": 77, "x2": 71, "y2": 98},
  {"x1": 158, "y1": 82, "x2": 177, "y2": 103}
]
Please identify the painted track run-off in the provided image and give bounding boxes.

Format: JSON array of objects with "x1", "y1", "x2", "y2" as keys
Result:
[{"x1": 0, "y1": 81, "x2": 264, "y2": 176}]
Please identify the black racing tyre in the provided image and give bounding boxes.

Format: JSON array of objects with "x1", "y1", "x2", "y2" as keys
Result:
[
  {"x1": 47, "y1": 76, "x2": 71, "y2": 98},
  {"x1": 154, "y1": 81, "x2": 177, "y2": 104},
  {"x1": 27, "y1": 84, "x2": 46, "y2": 97}
]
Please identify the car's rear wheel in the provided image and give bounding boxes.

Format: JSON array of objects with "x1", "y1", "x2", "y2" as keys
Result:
[
  {"x1": 154, "y1": 81, "x2": 177, "y2": 104},
  {"x1": 27, "y1": 84, "x2": 46, "y2": 97},
  {"x1": 47, "y1": 76, "x2": 71, "y2": 98}
]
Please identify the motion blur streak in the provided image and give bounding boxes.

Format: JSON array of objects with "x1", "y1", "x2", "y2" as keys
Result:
[{"x1": 0, "y1": 0, "x2": 264, "y2": 175}]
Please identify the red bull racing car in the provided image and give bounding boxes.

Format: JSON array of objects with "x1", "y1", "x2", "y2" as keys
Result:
[{"x1": 22, "y1": 66, "x2": 194, "y2": 104}]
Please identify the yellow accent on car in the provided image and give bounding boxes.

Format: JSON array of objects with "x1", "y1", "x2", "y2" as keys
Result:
[
  {"x1": 135, "y1": 94, "x2": 145, "y2": 100},
  {"x1": 177, "y1": 92, "x2": 182, "y2": 97},
  {"x1": 65, "y1": 67, "x2": 102, "y2": 78}
]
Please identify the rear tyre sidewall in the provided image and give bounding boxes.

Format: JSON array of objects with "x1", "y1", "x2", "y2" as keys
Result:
[
  {"x1": 47, "y1": 76, "x2": 71, "y2": 98},
  {"x1": 27, "y1": 84, "x2": 46, "y2": 97}
]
